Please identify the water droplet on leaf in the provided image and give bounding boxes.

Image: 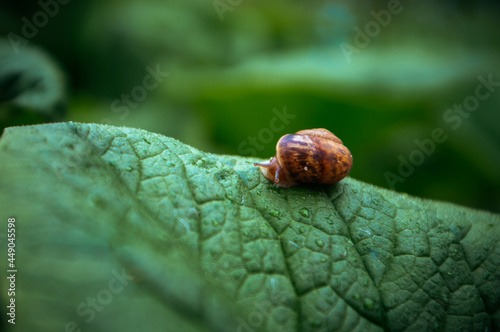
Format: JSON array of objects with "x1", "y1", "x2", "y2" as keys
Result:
[{"x1": 269, "y1": 209, "x2": 280, "y2": 217}]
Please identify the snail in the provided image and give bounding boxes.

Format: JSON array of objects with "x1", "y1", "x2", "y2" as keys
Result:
[{"x1": 254, "y1": 128, "x2": 353, "y2": 188}]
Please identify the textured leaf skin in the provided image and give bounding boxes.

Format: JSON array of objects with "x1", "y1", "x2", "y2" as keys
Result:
[{"x1": 0, "y1": 122, "x2": 499, "y2": 332}]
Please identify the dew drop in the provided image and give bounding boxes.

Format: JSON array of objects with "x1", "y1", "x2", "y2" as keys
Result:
[
  {"x1": 299, "y1": 208, "x2": 310, "y2": 218},
  {"x1": 363, "y1": 298, "x2": 375, "y2": 310},
  {"x1": 269, "y1": 209, "x2": 280, "y2": 217},
  {"x1": 316, "y1": 240, "x2": 325, "y2": 248}
]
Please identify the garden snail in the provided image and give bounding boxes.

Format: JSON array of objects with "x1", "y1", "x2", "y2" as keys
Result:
[{"x1": 254, "y1": 128, "x2": 353, "y2": 188}]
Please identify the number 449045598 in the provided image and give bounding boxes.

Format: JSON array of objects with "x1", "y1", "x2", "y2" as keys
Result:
[{"x1": 7, "y1": 218, "x2": 15, "y2": 268}]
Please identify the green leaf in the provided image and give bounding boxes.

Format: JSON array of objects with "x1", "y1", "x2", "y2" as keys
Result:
[
  {"x1": 0, "y1": 39, "x2": 66, "y2": 122},
  {"x1": 1, "y1": 122, "x2": 499, "y2": 332}
]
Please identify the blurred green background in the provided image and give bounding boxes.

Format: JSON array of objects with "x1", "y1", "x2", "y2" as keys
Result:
[{"x1": 1, "y1": 0, "x2": 499, "y2": 213}]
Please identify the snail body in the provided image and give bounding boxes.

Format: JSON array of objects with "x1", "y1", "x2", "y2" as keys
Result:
[{"x1": 254, "y1": 128, "x2": 353, "y2": 188}]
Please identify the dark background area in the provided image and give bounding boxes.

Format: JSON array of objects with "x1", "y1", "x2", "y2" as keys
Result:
[{"x1": 1, "y1": 0, "x2": 499, "y2": 213}]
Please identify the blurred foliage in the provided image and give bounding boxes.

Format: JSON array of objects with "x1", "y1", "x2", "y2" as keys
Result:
[{"x1": 0, "y1": 0, "x2": 499, "y2": 212}]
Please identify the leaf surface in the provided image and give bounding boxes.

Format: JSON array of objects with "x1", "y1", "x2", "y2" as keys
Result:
[{"x1": 0, "y1": 122, "x2": 499, "y2": 332}]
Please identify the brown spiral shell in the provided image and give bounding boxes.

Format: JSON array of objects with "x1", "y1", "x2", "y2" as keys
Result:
[{"x1": 254, "y1": 128, "x2": 353, "y2": 188}]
